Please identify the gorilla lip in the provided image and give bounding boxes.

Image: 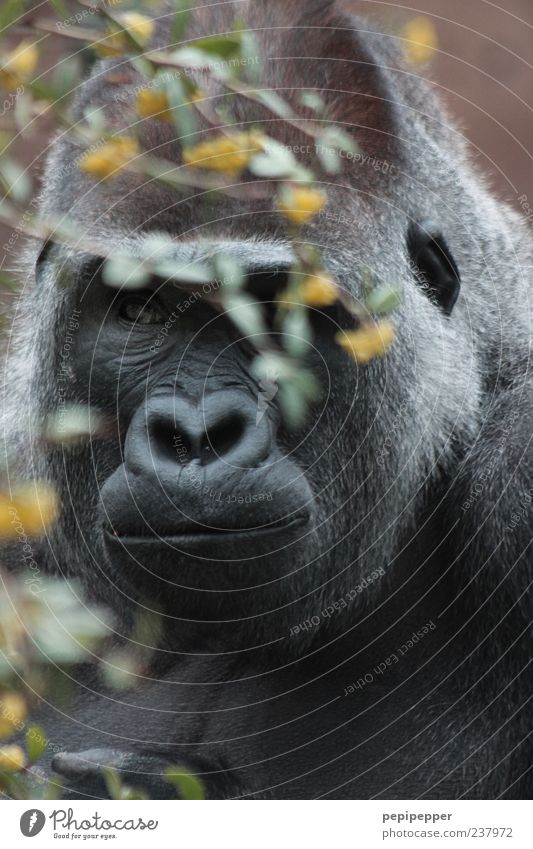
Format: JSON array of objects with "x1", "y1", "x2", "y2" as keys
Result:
[{"x1": 103, "y1": 513, "x2": 309, "y2": 545}]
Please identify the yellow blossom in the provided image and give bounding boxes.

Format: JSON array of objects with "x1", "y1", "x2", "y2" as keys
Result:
[
  {"x1": 0, "y1": 744, "x2": 26, "y2": 772},
  {"x1": 95, "y1": 12, "x2": 154, "y2": 57},
  {"x1": 10, "y1": 482, "x2": 60, "y2": 537},
  {"x1": 183, "y1": 132, "x2": 263, "y2": 176},
  {"x1": 189, "y1": 87, "x2": 206, "y2": 103},
  {"x1": 136, "y1": 85, "x2": 203, "y2": 121},
  {"x1": 297, "y1": 273, "x2": 338, "y2": 307},
  {"x1": 0, "y1": 41, "x2": 38, "y2": 90},
  {"x1": 335, "y1": 321, "x2": 395, "y2": 364},
  {"x1": 80, "y1": 137, "x2": 139, "y2": 180},
  {"x1": 0, "y1": 692, "x2": 27, "y2": 740},
  {"x1": 277, "y1": 187, "x2": 326, "y2": 226},
  {"x1": 402, "y1": 17, "x2": 438, "y2": 65},
  {"x1": 120, "y1": 12, "x2": 154, "y2": 44},
  {"x1": 0, "y1": 482, "x2": 59, "y2": 539},
  {"x1": 136, "y1": 88, "x2": 172, "y2": 122},
  {"x1": 0, "y1": 493, "x2": 14, "y2": 537}
]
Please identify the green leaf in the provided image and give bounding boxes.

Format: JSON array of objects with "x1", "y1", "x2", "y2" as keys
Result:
[
  {"x1": 225, "y1": 293, "x2": 268, "y2": 339},
  {"x1": 165, "y1": 76, "x2": 196, "y2": 140},
  {"x1": 255, "y1": 90, "x2": 294, "y2": 119},
  {"x1": 172, "y1": 0, "x2": 192, "y2": 44},
  {"x1": 0, "y1": 271, "x2": 19, "y2": 292},
  {"x1": 171, "y1": 47, "x2": 214, "y2": 68},
  {"x1": 252, "y1": 352, "x2": 289, "y2": 384},
  {"x1": 44, "y1": 405, "x2": 104, "y2": 445},
  {"x1": 360, "y1": 267, "x2": 375, "y2": 301},
  {"x1": 101, "y1": 649, "x2": 140, "y2": 691},
  {"x1": 102, "y1": 255, "x2": 150, "y2": 289},
  {"x1": 49, "y1": 0, "x2": 69, "y2": 20},
  {"x1": 0, "y1": 158, "x2": 31, "y2": 202},
  {"x1": 133, "y1": 608, "x2": 163, "y2": 645},
  {"x1": 121, "y1": 786, "x2": 149, "y2": 800},
  {"x1": 130, "y1": 55, "x2": 156, "y2": 82},
  {"x1": 320, "y1": 127, "x2": 360, "y2": 157},
  {"x1": 282, "y1": 307, "x2": 312, "y2": 357},
  {"x1": 83, "y1": 107, "x2": 107, "y2": 137},
  {"x1": 51, "y1": 57, "x2": 82, "y2": 103},
  {"x1": 103, "y1": 767, "x2": 123, "y2": 801},
  {"x1": 214, "y1": 255, "x2": 244, "y2": 291},
  {"x1": 294, "y1": 368, "x2": 321, "y2": 401},
  {"x1": 277, "y1": 379, "x2": 307, "y2": 429},
  {"x1": 300, "y1": 92, "x2": 325, "y2": 112},
  {"x1": 239, "y1": 31, "x2": 262, "y2": 85},
  {"x1": 14, "y1": 92, "x2": 33, "y2": 136},
  {"x1": 0, "y1": 0, "x2": 27, "y2": 32},
  {"x1": 277, "y1": 368, "x2": 321, "y2": 429},
  {"x1": 0, "y1": 772, "x2": 28, "y2": 800},
  {"x1": 365, "y1": 285, "x2": 402, "y2": 315},
  {"x1": 165, "y1": 768, "x2": 205, "y2": 800},
  {"x1": 26, "y1": 725, "x2": 47, "y2": 763},
  {"x1": 189, "y1": 34, "x2": 242, "y2": 59},
  {"x1": 249, "y1": 139, "x2": 298, "y2": 178},
  {"x1": 316, "y1": 144, "x2": 341, "y2": 176},
  {"x1": 155, "y1": 260, "x2": 212, "y2": 286},
  {"x1": 43, "y1": 776, "x2": 64, "y2": 800}
]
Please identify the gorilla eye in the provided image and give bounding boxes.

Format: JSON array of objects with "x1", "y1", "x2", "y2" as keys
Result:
[
  {"x1": 118, "y1": 293, "x2": 166, "y2": 326},
  {"x1": 245, "y1": 268, "x2": 291, "y2": 332},
  {"x1": 408, "y1": 221, "x2": 461, "y2": 316}
]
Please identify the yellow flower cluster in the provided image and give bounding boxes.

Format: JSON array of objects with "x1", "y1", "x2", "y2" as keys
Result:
[
  {"x1": 402, "y1": 17, "x2": 438, "y2": 65},
  {"x1": 183, "y1": 132, "x2": 264, "y2": 176},
  {"x1": 281, "y1": 273, "x2": 338, "y2": 309},
  {"x1": 136, "y1": 86, "x2": 204, "y2": 123},
  {"x1": 136, "y1": 88, "x2": 173, "y2": 123},
  {"x1": 94, "y1": 12, "x2": 154, "y2": 58},
  {"x1": 0, "y1": 41, "x2": 38, "y2": 90},
  {"x1": 277, "y1": 187, "x2": 326, "y2": 226},
  {"x1": 0, "y1": 482, "x2": 59, "y2": 538},
  {"x1": 0, "y1": 744, "x2": 26, "y2": 773},
  {"x1": 0, "y1": 691, "x2": 27, "y2": 740},
  {"x1": 80, "y1": 137, "x2": 139, "y2": 180},
  {"x1": 336, "y1": 321, "x2": 395, "y2": 364},
  {"x1": 297, "y1": 273, "x2": 338, "y2": 307}
]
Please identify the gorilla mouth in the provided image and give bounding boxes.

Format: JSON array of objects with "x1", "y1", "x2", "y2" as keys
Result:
[{"x1": 103, "y1": 513, "x2": 309, "y2": 545}]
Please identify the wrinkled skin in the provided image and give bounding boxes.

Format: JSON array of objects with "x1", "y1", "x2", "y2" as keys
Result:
[{"x1": 2, "y1": 0, "x2": 531, "y2": 799}]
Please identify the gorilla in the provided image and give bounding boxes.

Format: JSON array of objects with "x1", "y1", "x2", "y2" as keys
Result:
[{"x1": 2, "y1": 0, "x2": 531, "y2": 799}]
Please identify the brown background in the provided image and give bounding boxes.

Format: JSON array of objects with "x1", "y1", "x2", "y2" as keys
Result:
[
  {"x1": 2, "y1": 0, "x2": 533, "y2": 249},
  {"x1": 349, "y1": 0, "x2": 533, "y2": 207}
]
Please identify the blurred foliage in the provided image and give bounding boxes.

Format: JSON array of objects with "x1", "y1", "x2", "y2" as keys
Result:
[{"x1": 0, "y1": 570, "x2": 112, "y2": 798}]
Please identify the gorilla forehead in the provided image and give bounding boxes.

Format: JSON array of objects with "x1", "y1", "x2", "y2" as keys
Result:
[{"x1": 38, "y1": 2, "x2": 412, "y2": 232}]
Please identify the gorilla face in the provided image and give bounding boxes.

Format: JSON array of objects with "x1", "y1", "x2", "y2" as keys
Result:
[
  {"x1": 46, "y1": 195, "x2": 469, "y2": 642},
  {"x1": 63, "y1": 242, "x2": 365, "y2": 624}
]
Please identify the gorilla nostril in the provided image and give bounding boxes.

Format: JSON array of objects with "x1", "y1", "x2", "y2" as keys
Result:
[
  {"x1": 151, "y1": 420, "x2": 192, "y2": 465},
  {"x1": 150, "y1": 410, "x2": 247, "y2": 466},
  {"x1": 201, "y1": 414, "x2": 245, "y2": 465},
  {"x1": 135, "y1": 392, "x2": 272, "y2": 477}
]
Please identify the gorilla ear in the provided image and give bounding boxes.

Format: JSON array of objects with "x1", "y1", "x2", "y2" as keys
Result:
[{"x1": 407, "y1": 221, "x2": 461, "y2": 316}]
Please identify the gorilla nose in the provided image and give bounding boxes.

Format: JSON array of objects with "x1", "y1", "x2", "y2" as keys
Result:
[{"x1": 125, "y1": 391, "x2": 273, "y2": 479}]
